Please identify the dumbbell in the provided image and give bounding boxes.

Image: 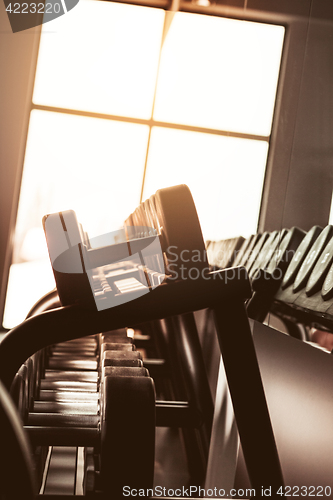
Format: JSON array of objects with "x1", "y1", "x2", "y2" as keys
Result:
[
  {"x1": 280, "y1": 226, "x2": 323, "y2": 290},
  {"x1": 247, "y1": 227, "x2": 306, "y2": 322},
  {"x1": 322, "y1": 261, "x2": 333, "y2": 301},
  {"x1": 229, "y1": 234, "x2": 253, "y2": 267},
  {"x1": 292, "y1": 225, "x2": 333, "y2": 293},
  {"x1": 304, "y1": 235, "x2": 333, "y2": 297},
  {"x1": 265, "y1": 227, "x2": 307, "y2": 277},
  {"x1": 289, "y1": 229, "x2": 333, "y2": 317},
  {"x1": 248, "y1": 230, "x2": 282, "y2": 280},
  {"x1": 233, "y1": 233, "x2": 262, "y2": 267},
  {"x1": 276, "y1": 225, "x2": 333, "y2": 305},
  {"x1": 211, "y1": 236, "x2": 245, "y2": 270},
  {"x1": 244, "y1": 232, "x2": 269, "y2": 274},
  {"x1": 126, "y1": 185, "x2": 208, "y2": 274},
  {"x1": 43, "y1": 185, "x2": 208, "y2": 312}
]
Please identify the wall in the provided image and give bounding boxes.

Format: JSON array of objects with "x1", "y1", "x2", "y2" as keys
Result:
[
  {"x1": 0, "y1": 4, "x2": 40, "y2": 321},
  {"x1": 259, "y1": 0, "x2": 333, "y2": 231}
]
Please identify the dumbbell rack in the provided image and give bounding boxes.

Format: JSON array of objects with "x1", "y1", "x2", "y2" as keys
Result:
[
  {"x1": 0, "y1": 184, "x2": 287, "y2": 497},
  {"x1": 0, "y1": 268, "x2": 284, "y2": 496}
]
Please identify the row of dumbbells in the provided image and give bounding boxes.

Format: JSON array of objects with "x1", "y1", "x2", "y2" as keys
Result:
[
  {"x1": 10, "y1": 328, "x2": 156, "y2": 497},
  {"x1": 208, "y1": 224, "x2": 333, "y2": 336}
]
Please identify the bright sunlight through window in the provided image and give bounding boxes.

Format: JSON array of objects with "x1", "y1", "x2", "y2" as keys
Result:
[
  {"x1": 143, "y1": 128, "x2": 269, "y2": 241},
  {"x1": 33, "y1": 1, "x2": 165, "y2": 118},
  {"x1": 154, "y1": 13, "x2": 284, "y2": 136}
]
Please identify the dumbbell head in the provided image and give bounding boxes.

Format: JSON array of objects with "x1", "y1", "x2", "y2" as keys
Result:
[
  {"x1": 43, "y1": 210, "x2": 94, "y2": 308},
  {"x1": 305, "y1": 236, "x2": 333, "y2": 297},
  {"x1": 281, "y1": 225, "x2": 323, "y2": 290},
  {"x1": 102, "y1": 366, "x2": 149, "y2": 377},
  {"x1": 322, "y1": 262, "x2": 333, "y2": 300},
  {"x1": 43, "y1": 209, "x2": 155, "y2": 310},
  {"x1": 125, "y1": 184, "x2": 207, "y2": 279},
  {"x1": 100, "y1": 375, "x2": 155, "y2": 496},
  {"x1": 102, "y1": 351, "x2": 142, "y2": 368},
  {"x1": 248, "y1": 231, "x2": 279, "y2": 279},
  {"x1": 292, "y1": 225, "x2": 333, "y2": 293},
  {"x1": 266, "y1": 227, "x2": 306, "y2": 276}
]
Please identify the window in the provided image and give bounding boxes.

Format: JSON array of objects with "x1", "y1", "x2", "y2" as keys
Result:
[
  {"x1": 3, "y1": 0, "x2": 284, "y2": 327},
  {"x1": 143, "y1": 128, "x2": 268, "y2": 240},
  {"x1": 153, "y1": 12, "x2": 283, "y2": 136},
  {"x1": 33, "y1": 1, "x2": 164, "y2": 117}
]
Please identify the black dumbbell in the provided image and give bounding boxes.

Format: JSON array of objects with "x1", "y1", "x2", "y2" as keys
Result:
[{"x1": 42, "y1": 185, "x2": 208, "y2": 312}]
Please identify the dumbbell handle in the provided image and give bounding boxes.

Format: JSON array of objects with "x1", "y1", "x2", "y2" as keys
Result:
[
  {"x1": 26, "y1": 426, "x2": 100, "y2": 447},
  {"x1": 26, "y1": 400, "x2": 202, "y2": 447},
  {"x1": 87, "y1": 235, "x2": 160, "y2": 270},
  {"x1": 53, "y1": 234, "x2": 162, "y2": 274},
  {"x1": 28, "y1": 413, "x2": 99, "y2": 427}
]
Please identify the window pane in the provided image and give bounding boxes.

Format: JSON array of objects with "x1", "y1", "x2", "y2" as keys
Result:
[
  {"x1": 3, "y1": 262, "x2": 56, "y2": 329},
  {"x1": 154, "y1": 12, "x2": 284, "y2": 136},
  {"x1": 33, "y1": 0, "x2": 165, "y2": 119},
  {"x1": 142, "y1": 127, "x2": 268, "y2": 241},
  {"x1": 3, "y1": 109, "x2": 149, "y2": 328},
  {"x1": 16, "y1": 110, "x2": 149, "y2": 241}
]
